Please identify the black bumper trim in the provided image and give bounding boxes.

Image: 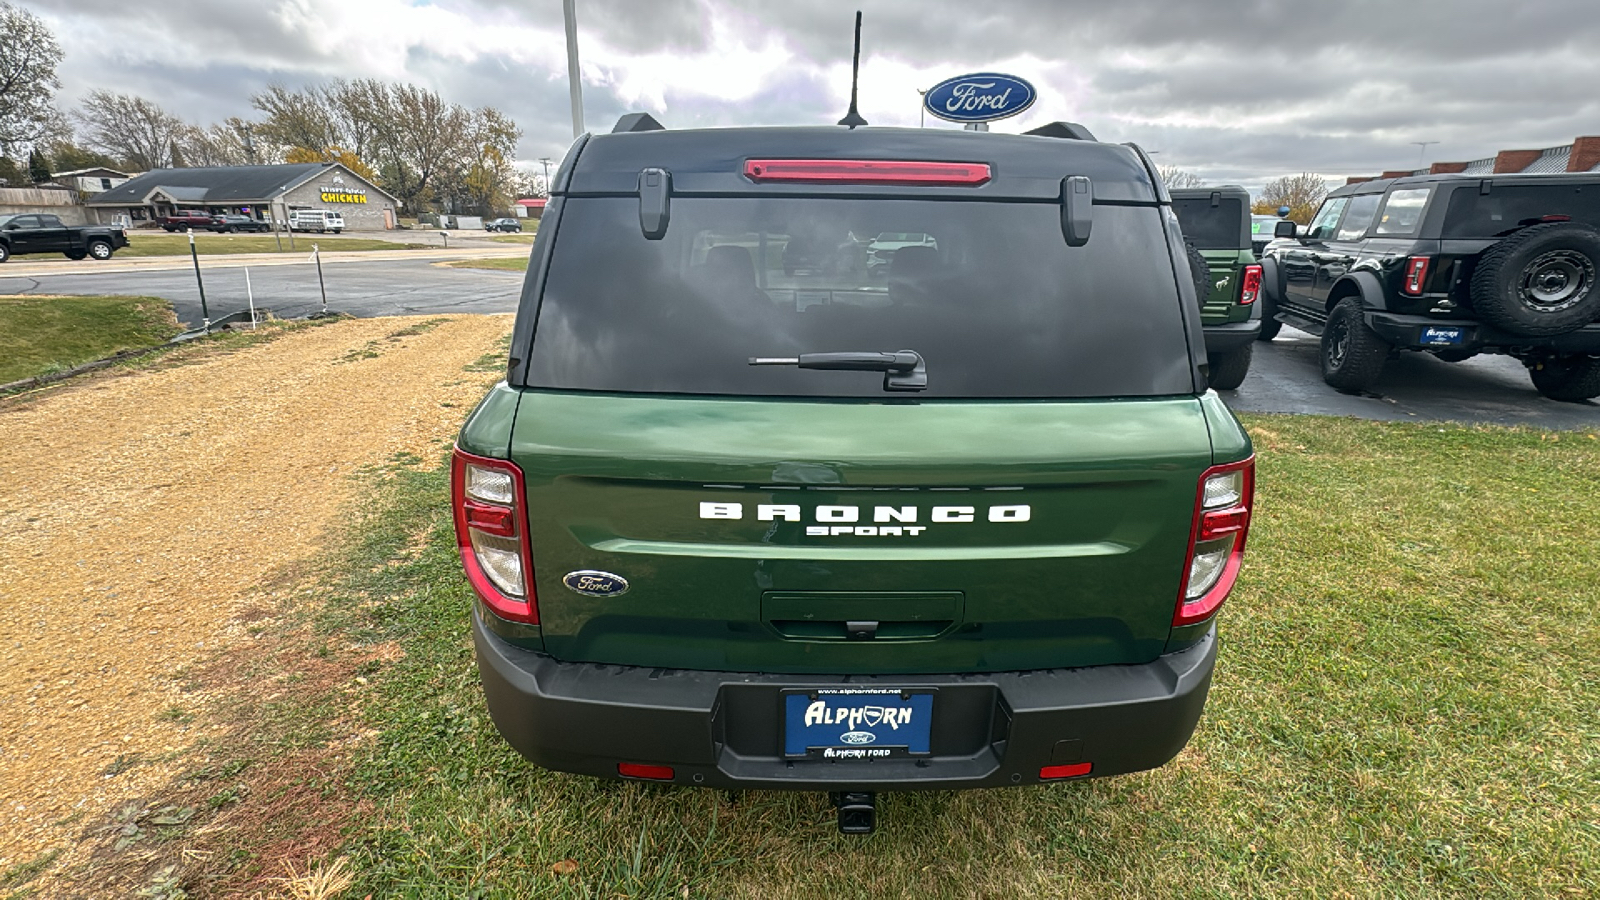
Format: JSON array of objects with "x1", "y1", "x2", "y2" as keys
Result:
[
  {"x1": 472, "y1": 609, "x2": 1217, "y2": 791},
  {"x1": 1203, "y1": 310, "x2": 1262, "y2": 353},
  {"x1": 1367, "y1": 312, "x2": 1600, "y2": 353}
]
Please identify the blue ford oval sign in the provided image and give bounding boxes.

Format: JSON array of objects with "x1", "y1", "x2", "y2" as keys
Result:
[
  {"x1": 563, "y1": 570, "x2": 630, "y2": 597},
  {"x1": 924, "y1": 72, "x2": 1036, "y2": 123}
]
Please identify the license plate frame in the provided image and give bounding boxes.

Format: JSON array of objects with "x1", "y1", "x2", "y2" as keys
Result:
[
  {"x1": 781, "y1": 688, "x2": 935, "y2": 760},
  {"x1": 1419, "y1": 325, "x2": 1466, "y2": 346}
]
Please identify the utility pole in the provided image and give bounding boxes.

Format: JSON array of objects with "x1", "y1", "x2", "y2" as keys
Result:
[
  {"x1": 539, "y1": 157, "x2": 553, "y2": 195},
  {"x1": 1411, "y1": 141, "x2": 1439, "y2": 167},
  {"x1": 563, "y1": 0, "x2": 585, "y2": 137}
]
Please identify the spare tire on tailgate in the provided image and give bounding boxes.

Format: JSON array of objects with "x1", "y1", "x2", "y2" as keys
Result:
[
  {"x1": 1469, "y1": 222, "x2": 1600, "y2": 336},
  {"x1": 1185, "y1": 241, "x2": 1210, "y2": 307}
]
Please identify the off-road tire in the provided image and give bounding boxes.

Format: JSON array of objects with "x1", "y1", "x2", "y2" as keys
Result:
[
  {"x1": 1321, "y1": 298, "x2": 1389, "y2": 392},
  {"x1": 1257, "y1": 283, "x2": 1282, "y2": 341},
  {"x1": 88, "y1": 240, "x2": 114, "y2": 260},
  {"x1": 1207, "y1": 343, "x2": 1254, "y2": 391},
  {"x1": 65, "y1": 250, "x2": 87, "y2": 260},
  {"x1": 1470, "y1": 223, "x2": 1600, "y2": 337},
  {"x1": 1529, "y1": 355, "x2": 1600, "y2": 402},
  {"x1": 1185, "y1": 241, "x2": 1210, "y2": 306}
]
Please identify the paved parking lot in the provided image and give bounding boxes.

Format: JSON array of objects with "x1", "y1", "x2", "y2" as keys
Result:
[{"x1": 1230, "y1": 326, "x2": 1600, "y2": 430}]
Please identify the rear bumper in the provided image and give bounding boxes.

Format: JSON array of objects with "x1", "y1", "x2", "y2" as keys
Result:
[
  {"x1": 472, "y1": 608, "x2": 1217, "y2": 791},
  {"x1": 1202, "y1": 310, "x2": 1262, "y2": 353},
  {"x1": 1367, "y1": 312, "x2": 1600, "y2": 354}
]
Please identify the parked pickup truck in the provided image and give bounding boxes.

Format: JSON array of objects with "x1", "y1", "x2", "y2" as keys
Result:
[
  {"x1": 0, "y1": 213, "x2": 129, "y2": 263},
  {"x1": 158, "y1": 210, "x2": 217, "y2": 232}
]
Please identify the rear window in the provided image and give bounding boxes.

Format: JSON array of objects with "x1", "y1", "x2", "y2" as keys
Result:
[
  {"x1": 1171, "y1": 197, "x2": 1245, "y2": 249},
  {"x1": 525, "y1": 197, "x2": 1196, "y2": 398},
  {"x1": 1442, "y1": 184, "x2": 1600, "y2": 237}
]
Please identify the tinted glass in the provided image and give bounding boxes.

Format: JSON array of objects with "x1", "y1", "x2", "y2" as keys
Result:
[
  {"x1": 1171, "y1": 198, "x2": 1246, "y2": 249},
  {"x1": 527, "y1": 197, "x2": 1196, "y2": 398},
  {"x1": 1335, "y1": 194, "x2": 1381, "y2": 241},
  {"x1": 1442, "y1": 184, "x2": 1600, "y2": 237},
  {"x1": 10, "y1": 216, "x2": 39, "y2": 229},
  {"x1": 1306, "y1": 198, "x2": 1348, "y2": 240},
  {"x1": 1374, "y1": 188, "x2": 1431, "y2": 235}
]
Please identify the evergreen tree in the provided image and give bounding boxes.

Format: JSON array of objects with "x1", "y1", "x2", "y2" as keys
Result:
[{"x1": 28, "y1": 147, "x2": 50, "y2": 182}]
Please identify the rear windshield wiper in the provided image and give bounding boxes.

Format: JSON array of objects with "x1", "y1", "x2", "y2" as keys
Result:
[{"x1": 749, "y1": 350, "x2": 927, "y2": 392}]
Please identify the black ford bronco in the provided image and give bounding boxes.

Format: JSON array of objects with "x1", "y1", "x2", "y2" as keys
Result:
[
  {"x1": 452, "y1": 114, "x2": 1254, "y2": 832},
  {"x1": 1259, "y1": 173, "x2": 1600, "y2": 400}
]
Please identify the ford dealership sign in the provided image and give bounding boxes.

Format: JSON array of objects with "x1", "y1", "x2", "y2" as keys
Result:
[{"x1": 924, "y1": 73, "x2": 1037, "y2": 123}]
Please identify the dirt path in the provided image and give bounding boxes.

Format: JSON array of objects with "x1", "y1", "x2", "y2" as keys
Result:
[{"x1": 0, "y1": 315, "x2": 510, "y2": 873}]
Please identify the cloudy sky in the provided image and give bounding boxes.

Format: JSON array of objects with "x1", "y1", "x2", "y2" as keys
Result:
[{"x1": 17, "y1": 0, "x2": 1600, "y2": 192}]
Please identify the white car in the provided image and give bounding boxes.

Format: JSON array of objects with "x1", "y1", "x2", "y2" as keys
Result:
[{"x1": 288, "y1": 209, "x2": 345, "y2": 234}]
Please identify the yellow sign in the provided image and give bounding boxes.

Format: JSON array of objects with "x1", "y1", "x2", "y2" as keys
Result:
[{"x1": 320, "y1": 189, "x2": 367, "y2": 204}]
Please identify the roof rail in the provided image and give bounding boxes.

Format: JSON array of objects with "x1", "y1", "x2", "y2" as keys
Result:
[
  {"x1": 612, "y1": 113, "x2": 666, "y2": 134},
  {"x1": 1024, "y1": 121, "x2": 1097, "y2": 142}
]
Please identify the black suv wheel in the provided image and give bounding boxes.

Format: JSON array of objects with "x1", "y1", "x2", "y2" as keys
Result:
[
  {"x1": 1320, "y1": 298, "x2": 1389, "y2": 392},
  {"x1": 1529, "y1": 354, "x2": 1600, "y2": 402},
  {"x1": 1470, "y1": 223, "x2": 1600, "y2": 337}
]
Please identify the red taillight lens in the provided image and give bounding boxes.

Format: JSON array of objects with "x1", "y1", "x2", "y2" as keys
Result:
[
  {"x1": 452, "y1": 447, "x2": 538, "y2": 624},
  {"x1": 1239, "y1": 264, "x2": 1263, "y2": 305},
  {"x1": 744, "y1": 159, "x2": 992, "y2": 186},
  {"x1": 1175, "y1": 457, "x2": 1254, "y2": 627},
  {"x1": 1402, "y1": 256, "x2": 1430, "y2": 296},
  {"x1": 617, "y1": 762, "x2": 674, "y2": 781},
  {"x1": 1040, "y1": 762, "x2": 1092, "y2": 780}
]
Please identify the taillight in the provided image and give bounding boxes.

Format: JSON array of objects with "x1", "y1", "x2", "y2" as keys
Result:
[
  {"x1": 1402, "y1": 256, "x2": 1430, "y2": 296},
  {"x1": 451, "y1": 447, "x2": 538, "y2": 624},
  {"x1": 743, "y1": 159, "x2": 992, "y2": 186},
  {"x1": 1239, "y1": 264, "x2": 1263, "y2": 305},
  {"x1": 1175, "y1": 457, "x2": 1254, "y2": 626}
]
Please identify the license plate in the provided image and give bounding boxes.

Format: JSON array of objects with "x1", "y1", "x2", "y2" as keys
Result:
[
  {"x1": 1419, "y1": 326, "x2": 1465, "y2": 346},
  {"x1": 782, "y1": 689, "x2": 934, "y2": 759}
]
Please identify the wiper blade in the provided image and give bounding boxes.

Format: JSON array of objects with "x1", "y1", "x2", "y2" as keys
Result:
[{"x1": 749, "y1": 349, "x2": 927, "y2": 392}]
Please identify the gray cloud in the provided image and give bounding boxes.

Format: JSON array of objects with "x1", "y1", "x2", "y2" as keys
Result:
[{"x1": 16, "y1": 0, "x2": 1600, "y2": 194}]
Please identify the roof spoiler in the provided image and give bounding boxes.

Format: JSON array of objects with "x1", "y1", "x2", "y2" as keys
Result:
[
  {"x1": 1024, "y1": 121, "x2": 1097, "y2": 142},
  {"x1": 613, "y1": 112, "x2": 666, "y2": 134}
]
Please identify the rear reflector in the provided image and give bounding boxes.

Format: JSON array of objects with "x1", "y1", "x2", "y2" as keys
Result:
[
  {"x1": 452, "y1": 447, "x2": 538, "y2": 624},
  {"x1": 1040, "y1": 762, "x2": 1092, "y2": 780},
  {"x1": 744, "y1": 159, "x2": 991, "y2": 186},
  {"x1": 617, "y1": 762, "x2": 675, "y2": 780},
  {"x1": 1239, "y1": 264, "x2": 1263, "y2": 305}
]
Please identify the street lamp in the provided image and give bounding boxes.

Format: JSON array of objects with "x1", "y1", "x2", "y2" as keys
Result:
[
  {"x1": 563, "y1": 0, "x2": 585, "y2": 137},
  {"x1": 1411, "y1": 141, "x2": 1439, "y2": 167}
]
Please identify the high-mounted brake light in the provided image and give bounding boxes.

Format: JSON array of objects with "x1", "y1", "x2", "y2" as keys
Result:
[
  {"x1": 1239, "y1": 264, "x2": 1263, "y2": 305},
  {"x1": 744, "y1": 159, "x2": 991, "y2": 186},
  {"x1": 1175, "y1": 458, "x2": 1255, "y2": 627},
  {"x1": 1402, "y1": 256, "x2": 1430, "y2": 296},
  {"x1": 452, "y1": 447, "x2": 538, "y2": 624}
]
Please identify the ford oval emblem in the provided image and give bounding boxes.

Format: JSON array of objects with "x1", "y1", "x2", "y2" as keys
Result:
[
  {"x1": 924, "y1": 72, "x2": 1037, "y2": 123},
  {"x1": 562, "y1": 570, "x2": 630, "y2": 597},
  {"x1": 839, "y1": 731, "x2": 877, "y2": 745}
]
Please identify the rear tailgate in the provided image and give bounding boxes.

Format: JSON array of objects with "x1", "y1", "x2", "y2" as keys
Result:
[{"x1": 513, "y1": 392, "x2": 1211, "y2": 674}]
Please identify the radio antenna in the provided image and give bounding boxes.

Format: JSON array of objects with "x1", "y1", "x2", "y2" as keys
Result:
[{"x1": 837, "y1": 11, "x2": 868, "y2": 129}]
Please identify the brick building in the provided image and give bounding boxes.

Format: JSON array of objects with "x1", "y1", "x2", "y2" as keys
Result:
[{"x1": 1347, "y1": 135, "x2": 1600, "y2": 185}]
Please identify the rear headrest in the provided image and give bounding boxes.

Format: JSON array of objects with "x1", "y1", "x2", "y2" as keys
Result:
[{"x1": 704, "y1": 245, "x2": 756, "y2": 281}]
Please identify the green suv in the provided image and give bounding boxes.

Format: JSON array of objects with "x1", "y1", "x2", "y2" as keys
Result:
[
  {"x1": 1171, "y1": 186, "x2": 1265, "y2": 390},
  {"x1": 453, "y1": 116, "x2": 1255, "y2": 832}
]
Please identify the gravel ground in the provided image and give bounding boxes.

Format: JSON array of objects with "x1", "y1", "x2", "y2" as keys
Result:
[{"x1": 0, "y1": 315, "x2": 510, "y2": 876}]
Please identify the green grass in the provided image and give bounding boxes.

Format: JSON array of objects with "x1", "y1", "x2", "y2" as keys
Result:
[
  {"x1": 117, "y1": 234, "x2": 429, "y2": 257},
  {"x1": 488, "y1": 232, "x2": 537, "y2": 244},
  {"x1": 446, "y1": 257, "x2": 529, "y2": 272},
  {"x1": 0, "y1": 294, "x2": 182, "y2": 383},
  {"x1": 215, "y1": 415, "x2": 1600, "y2": 897}
]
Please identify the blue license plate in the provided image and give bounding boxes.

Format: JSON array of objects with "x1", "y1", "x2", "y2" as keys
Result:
[
  {"x1": 1419, "y1": 326, "x2": 1465, "y2": 346},
  {"x1": 783, "y1": 689, "x2": 934, "y2": 759}
]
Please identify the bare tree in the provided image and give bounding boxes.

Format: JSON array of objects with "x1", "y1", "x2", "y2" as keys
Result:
[
  {"x1": 0, "y1": 1, "x2": 66, "y2": 156},
  {"x1": 250, "y1": 83, "x2": 340, "y2": 162},
  {"x1": 184, "y1": 118, "x2": 259, "y2": 167},
  {"x1": 1158, "y1": 165, "x2": 1205, "y2": 189},
  {"x1": 74, "y1": 91, "x2": 190, "y2": 170},
  {"x1": 1253, "y1": 173, "x2": 1330, "y2": 224}
]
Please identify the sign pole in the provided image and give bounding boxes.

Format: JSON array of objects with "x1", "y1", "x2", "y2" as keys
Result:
[
  {"x1": 313, "y1": 243, "x2": 328, "y2": 315},
  {"x1": 189, "y1": 230, "x2": 210, "y2": 331},
  {"x1": 244, "y1": 267, "x2": 257, "y2": 329},
  {"x1": 563, "y1": 0, "x2": 585, "y2": 138}
]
